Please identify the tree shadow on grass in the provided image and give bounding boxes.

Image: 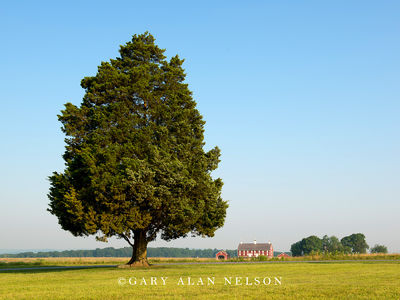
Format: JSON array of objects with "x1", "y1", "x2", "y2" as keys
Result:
[
  {"x1": 0, "y1": 263, "x2": 175, "y2": 274},
  {"x1": 0, "y1": 265, "x2": 119, "y2": 274}
]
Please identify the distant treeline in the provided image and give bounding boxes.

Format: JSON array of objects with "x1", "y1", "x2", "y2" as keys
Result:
[
  {"x1": 0, "y1": 247, "x2": 289, "y2": 258},
  {"x1": 0, "y1": 247, "x2": 240, "y2": 258},
  {"x1": 290, "y1": 233, "x2": 387, "y2": 256}
]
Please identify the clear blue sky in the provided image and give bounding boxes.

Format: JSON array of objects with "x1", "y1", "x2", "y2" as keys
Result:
[{"x1": 1, "y1": 1, "x2": 399, "y2": 253}]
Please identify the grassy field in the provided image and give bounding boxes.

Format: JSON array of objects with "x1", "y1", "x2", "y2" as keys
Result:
[
  {"x1": 1, "y1": 260, "x2": 399, "y2": 299},
  {"x1": 1, "y1": 253, "x2": 399, "y2": 269},
  {"x1": 0, "y1": 257, "x2": 214, "y2": 269}
]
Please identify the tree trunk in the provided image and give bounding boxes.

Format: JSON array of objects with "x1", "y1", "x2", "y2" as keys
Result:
[{"x1": 126, "y1": 230, "x2": 149, "y2": 267}]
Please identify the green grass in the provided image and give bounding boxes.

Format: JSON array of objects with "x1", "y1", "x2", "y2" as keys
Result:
[
  {"x1": 1, "y1": 261, "x2": 399, "y2": 299},
  {"x1": 0, "y1": 257, "x2": 215, "y2": 269},
  {"x1": 1, "y1": 253, "x2": 398, "y2": 269}
]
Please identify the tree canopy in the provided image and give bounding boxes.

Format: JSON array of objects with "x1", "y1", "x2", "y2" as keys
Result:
[
  {"x1": 48, "y1": 32, "x2": 228, "y2": 266},
  {"x1": 341, "y1": 233, "x2": 369, "y2": 254},
  {"x1": 290, "y1": 235, "x2": 323, "y2": 256},
  {"x1": 322, "y1": 235, "x2": 350, "y2": 253},
  {"x1": 370, "y1": 244, "x2": 388, "y2": 254},
  {"x1": 290, "y1": 233, "x2": 370, "y2": 256}
]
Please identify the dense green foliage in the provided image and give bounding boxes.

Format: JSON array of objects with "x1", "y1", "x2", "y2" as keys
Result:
[
  {"x1": 301, "y1": 235, "x2": 323, "y2": 254},
  {"x1": 48, "y1": 32, "x2": 228, "y2": 264},
  {"x1": 290, "y1": 236, "x2": 323, "y2": 256},
  {"x1": 291, "y1": 233, "x2": 369, "y2": 256},
  {"x1": 322, "y1": 235, "x2": 351, "y2": 253},
  {"x1": 370, "y1": 244, "x2": 388, "y2": 254},
  {"x1": 341, "y1": 233, "x2": 369, "y2": 254}
]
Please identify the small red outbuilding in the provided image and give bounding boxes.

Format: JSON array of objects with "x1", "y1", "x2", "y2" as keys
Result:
[
  {"x1": 277, "y1": 253, "x2": 291, "y2": 258},
  {"x1": 215, "y1": 250, "x2": 230, "y2": 260}
]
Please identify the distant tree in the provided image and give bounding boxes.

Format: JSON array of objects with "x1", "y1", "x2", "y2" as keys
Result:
[
  {"x1": 341, "y1": 233, "x2": 369, "y2": 254},
  {"x1": 290, "y1": 235, "x2": 323, "y2": 256},
  {"x1": 322, "y1": 235, "x2": 349, "y2": 253},
  {"x1": 370, "y1": 244, "x2": 388, "y2": 254},
  {"x1": 290, "y1": 240, "x2": 303, "y2": 256},
  {"x1": 301, "y1": 235, "x2": 323, "y2": 255},
  {"x1": 48, "y1": 32, "x2": 228, "y2": 266}
]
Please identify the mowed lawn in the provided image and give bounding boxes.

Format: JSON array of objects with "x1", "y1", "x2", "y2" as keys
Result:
[{"x1": 0, "y1": 261, "x2": 399, "y2": 299}]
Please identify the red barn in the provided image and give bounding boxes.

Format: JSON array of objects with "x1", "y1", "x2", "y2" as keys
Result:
[
  {"x1": 237, "y1": 240, "x2": 273, "y2": 258},
  {"x1": 216, "y1": 250, "x2": 230, "y2": 260}
]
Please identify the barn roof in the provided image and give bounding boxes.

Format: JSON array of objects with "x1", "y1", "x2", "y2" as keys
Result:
[{"x1": 238, "y1": 243, "x2": 272, "y2": 251}]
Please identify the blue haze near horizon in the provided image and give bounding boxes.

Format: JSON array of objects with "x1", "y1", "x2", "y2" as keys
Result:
[{"x1": 0, "y1": 1, "x2": 399, "y2": 253}]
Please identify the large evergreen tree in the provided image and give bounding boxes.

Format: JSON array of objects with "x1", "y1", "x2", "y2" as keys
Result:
[{"x1": 48, "y1": 32, "x2": 228, "y2": 266}]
